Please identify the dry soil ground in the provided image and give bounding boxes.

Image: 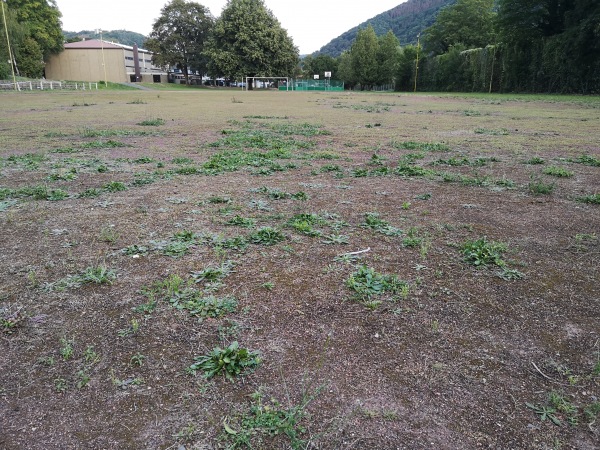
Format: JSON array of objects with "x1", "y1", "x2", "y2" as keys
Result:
[{"x1": 1, "y1": 89, "x2": 599, "y2": 449}]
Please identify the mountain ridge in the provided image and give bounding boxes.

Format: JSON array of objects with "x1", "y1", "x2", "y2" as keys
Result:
[
  {"x1": 316, "y1": 0, "x2": 455, "y2": 56},
  {"x1": 63, "y1": 30, "x2": 147, "y2": 49}
]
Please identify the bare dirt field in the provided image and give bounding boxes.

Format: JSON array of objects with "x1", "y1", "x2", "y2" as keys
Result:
[{"x1": 1, "y1": 89, "x2": 599, "y2": 449}]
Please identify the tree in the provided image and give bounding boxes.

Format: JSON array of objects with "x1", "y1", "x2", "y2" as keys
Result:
[
  {"x1": 64, "y1": 30, "x2": 147, "y2": 48},
  {"x1": 0, "y1": 0, "x2": 16, "y2": 80},
  {"x1": 0, "y1": 3, "x2": 21, "y2": 79},
  {"x1": 16, "y1": 36, "x2": 44, "y2": 77},
  {"x1": 423, "y1": 0, "x2": 496, "y2": 55},
  {"x1": 300, "y1": 54, "x2": 313, "y2": 77},
  {"x1": 497, "y1": 0, "x2": 600, "y2": 92},
  {"x1": 376, "y1": 30, "x2": 400, "y2": 85},
  {"x1": 303, "y1": 54, "x2": 338, "y2": 79},
  {"x1": 6, "y1": 0, "x2": 63, "y2": 59},
  {"x1": 350, "y1": 25, "x2": 379, "y2": 90},
  {"x1": 318, "y1": 0, "x2": 454, "y2": 57},
  {"x1": 394, "y1": 45, "x2": 418, "y2": 91},
  {"x1": 145, "y1": 0, "x2": 214, "y2": 84},
  {"x1": 204, "y1": 0, "x2": 299, "y2": 86},
  {"x1": 336, "y1": 51, "x2": 356, "y2": 89}
]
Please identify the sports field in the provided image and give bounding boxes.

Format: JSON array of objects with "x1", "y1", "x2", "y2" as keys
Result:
[{"x1": 1, "y1": 89, "x2": 599, "y2": 449}]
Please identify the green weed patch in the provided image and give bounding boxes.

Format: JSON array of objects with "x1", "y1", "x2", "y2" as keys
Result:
[
  {"x1": 346, "y1": 265, "x2": 408, "y2": 306},
  {"x1": 210, "y1": 129, "x2": 313, "y2": 152},
  {"x1": 202, "y1": 148, "x2": 293, "y2": 175},
  {"x1": 576, "y1": 193, "x2": 600, "y2": 204},
  {"x1": 80, "y1": 140, "x2": 129, "y2": 149},
  {"x1": 187, "y1": 341, "x2": 261, "y2": 380},
  {"x1": 391, "y1": 141, "x2": 450, "y2": 152},
  {"x1": 461, "y1": 237, "x2": 507, "y2": 267}
]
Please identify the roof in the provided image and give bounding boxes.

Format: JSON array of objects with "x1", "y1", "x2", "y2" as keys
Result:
[
  {"x1": 64, "y1": 39, "x2": 152, "y2": 54},
  {"x1": 64, "y1": 39, "x2": 124, "y2": 50}
]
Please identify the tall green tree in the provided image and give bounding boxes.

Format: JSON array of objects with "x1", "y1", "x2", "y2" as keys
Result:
[
  {"x1": 350, "y1": 24, "x2": 379, "y2": 90},
  {"x1": 497, "y1": 0, "x2": 600, "y2": 92},
  {"x1": 0, "y1": 4, "x2": 21, "y2": 78},
  {"x1": 204, "y1": 0, "x2": 299, "y2": 85},
  {"x1": 394, "y1": 45, "x2": 418, "y2": 91},
  {"x1": 391, "y1": 0, "x2": 600, "y2": 93},
  {"x1": 145, "y1": 0, "x2": 214, "y2": 84},
  {"x1": 303, "y1": 53, "x2": 338, "y2": 79},
  {"x1": 300, "y1": 54, "x2": 313, "y2": 77},
  {"x1": 6, "y1": 0, "x2": 63, "y2": 59},
  {"x1": 336, "y1": 50, "x2": 356, "y2": 89},
  {"x1": 375, "y1": 30, "x2": 400, "y2": 85},
  {"x1": 16, "y1": 36, "x2": 43, "y2": 77},
  {"x1": 423, "y1": 0, "x2": 496, "y2": 55}
]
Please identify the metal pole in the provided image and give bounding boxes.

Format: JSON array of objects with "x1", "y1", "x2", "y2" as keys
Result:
[
  {"x1": 99, "y1": 29, "x2": 108, "y2": 87},
  {"x1": 489, "y1": 44, "x2": 497, "y2": 94},
  {"x1": 1, "y1": 0, "x2": 17, "y2": 90},
  {"x1": 414, "y1": 34, "x2": 420, "y2": 93}
]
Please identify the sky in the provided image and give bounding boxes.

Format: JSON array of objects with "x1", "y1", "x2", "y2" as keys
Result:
[{"x1": 55, "y1": 0, "x2": 405, "y2": 54}]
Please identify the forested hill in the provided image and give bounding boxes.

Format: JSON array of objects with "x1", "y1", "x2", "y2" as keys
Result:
[
  {"x1": 316, "y1": 0, "x2": 455, "y2": 56},
  {"x1": 63, "y1": 30, "x2": 147, "y2": 48}
]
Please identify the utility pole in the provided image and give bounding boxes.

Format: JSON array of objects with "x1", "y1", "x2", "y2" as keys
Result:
[
  {"x1": 489, "y1": 44, "x2": 497, "y2": 94},
  {"x1": 96, "y1": 28, "x2": 108, "y2": 87},
  {"x1": 414, "y1": 33, "x2": 420, "y2": 93},
  {"x1": 1, "y1": 0, "x2": 17, "y2": 90}
]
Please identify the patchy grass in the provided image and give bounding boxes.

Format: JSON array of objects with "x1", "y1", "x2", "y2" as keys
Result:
[
  {"x1": 576, "y1": 193, "x2": 600, "y2": 204},
  {"x1": 43, "y1": 265, "x2": 117, "y2": 291},
  {"x1": 570, "y1": 154, "x2": 600, "y2": 167},
  {"x1": 461, "y1": 237, "x2": 507, "y2": 267},
  {"x1": 137, "y1": 118, "x2": 165, "y2": 126},
  {"x1": 221, "y1": 388, "x2": 319, "y2": 449},
  {"x1": 346, "y1": 264, "x2": 408, "y2": 305},
  {"x1": 543, "y1": 166, "x2": 574, "y2": 178},
  {"x1": 187, "y1": 341, "x2": 261, "y2": 381},
  {"x1": 1, "y1": 90, "x2": 599, "y2": 450},
  {"x1": 528, "y1": 177, "x2": 556, "y2": 195},
  {"x1": 390, "y1": 140, "x2": 450, "y2": 152}
]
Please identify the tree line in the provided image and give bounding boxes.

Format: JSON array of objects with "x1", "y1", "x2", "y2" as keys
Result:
[
  {"x1": 1, "y1": 0, "x2": 63, "y2": 79},
  {"x1": 2, "y1": 0, "x2": 598, "y2": 94},
  {"x1": 64, "y1": 30, "x2": 147, "y2": 49},
  {"x1": 317, "y1": 0, "x2": 452, "y2": 58},
  {"x1": 339, "y1": 0, "x2": 600, "y2": 94},
  {"x1": 145, "y1": 0, "x2": 298, "y2": 86},
  {"x1": 0, "y1": 0, "x2": 300, "y2": 85}
]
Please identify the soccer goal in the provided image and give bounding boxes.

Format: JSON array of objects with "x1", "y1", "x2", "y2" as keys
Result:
[{"x1": 243, "y1": 77, "x2": 290, "y2": 91}]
